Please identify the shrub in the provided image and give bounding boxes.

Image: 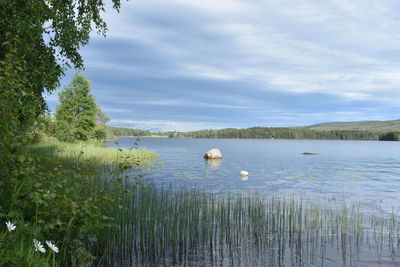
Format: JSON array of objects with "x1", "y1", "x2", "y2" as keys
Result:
[{"x1": 379, "y1": 131, "x2": 400, "y2": 141}]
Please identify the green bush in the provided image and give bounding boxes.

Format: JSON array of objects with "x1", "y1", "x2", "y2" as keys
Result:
[
  {"x1": 0, "y1": 140, "x2": 156, "y2": 266},
  {"x1": 93, "y1": 128, "x2": 107, "y2": 142},
  {"x1": 379, "y1": 131, "x2": 400, "y2": 141}
]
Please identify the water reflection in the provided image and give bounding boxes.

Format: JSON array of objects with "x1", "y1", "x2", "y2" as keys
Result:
[
  {"x1": 240, "y1": 175, "x2": 248, "y2": 181},
  {"x1": 205, "y1": 159, "x2": 222, "y2": 169}
]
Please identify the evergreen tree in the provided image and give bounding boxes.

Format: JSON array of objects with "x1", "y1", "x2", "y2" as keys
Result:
[{"x1": 55, "y1": 73, "x2": 97, "y2": 142}]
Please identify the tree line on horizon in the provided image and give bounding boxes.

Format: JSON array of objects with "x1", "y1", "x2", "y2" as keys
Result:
[
  {"x1": 107, "y1": 127, "x2": 151, "y2": 137},
  {"x1": 172, "y1": 127, "x2": 400, "y2": 141}
]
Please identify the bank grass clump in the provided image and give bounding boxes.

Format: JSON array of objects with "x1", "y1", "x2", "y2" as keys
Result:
[
  {"x1": 29, "y1": 141, "x2": 157, "y2": 169},
  {"x1": 97, "y1": 184, "x2": 400, "y2": 266}
]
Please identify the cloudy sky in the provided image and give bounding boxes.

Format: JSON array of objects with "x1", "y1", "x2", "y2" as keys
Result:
[{"x1": 45, "y1": 0, "x2": 400, "y2": 132}]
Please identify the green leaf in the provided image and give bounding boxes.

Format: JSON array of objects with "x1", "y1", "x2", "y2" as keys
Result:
[{"x1": 18, "y1": 155, "x2": 25, "y2": 163}]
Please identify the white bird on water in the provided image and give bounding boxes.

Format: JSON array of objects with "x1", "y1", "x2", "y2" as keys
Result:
[{"x1": 240, "y1": 170, "x2": 249, "y2": 177}]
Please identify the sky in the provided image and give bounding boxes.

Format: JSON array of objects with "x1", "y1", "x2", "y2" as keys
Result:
[{"x1": 45, "y1": 0, "x2": 400, "y2": 132}]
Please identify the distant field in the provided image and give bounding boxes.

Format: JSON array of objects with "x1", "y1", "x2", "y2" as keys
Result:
[{"x1": 307, "y1": 119, "x2": 400, "y2": 131}]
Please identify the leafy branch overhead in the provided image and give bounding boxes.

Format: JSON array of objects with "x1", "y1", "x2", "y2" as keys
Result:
[{"x1": 0, "y1": 0, "x2": 123, "y2": 113}]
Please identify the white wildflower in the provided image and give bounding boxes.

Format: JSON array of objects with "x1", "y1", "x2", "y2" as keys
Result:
[
  {"x1": 5, "y1": 221, "x2": 16, "y2": 232},
  {"x1": 46, "y1": 240, "x2": 59, "y2": 253},
  {"x1": 33, "y1": 239, "x2": 46, "y2": 253}
]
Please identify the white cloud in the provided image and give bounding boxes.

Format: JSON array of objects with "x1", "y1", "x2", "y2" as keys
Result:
[
  {"x1": 71, "y1": 0, "x2": 400, "y2": 130},
  {"x1": 101, "y1": 107, "x2": 133, "y2": 113},
  {"x1": 98, "y1": 0, "x2": 400, "y2": 96}
]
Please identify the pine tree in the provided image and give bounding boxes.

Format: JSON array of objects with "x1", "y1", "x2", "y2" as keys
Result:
[{"x1": 55, "y1": 74, "x2": 97, "y2": 142}]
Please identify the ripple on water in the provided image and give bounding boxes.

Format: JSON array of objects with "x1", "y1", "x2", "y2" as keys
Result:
[{"x1": 112, "y1": 138, "x2": 400, "y2": 212}]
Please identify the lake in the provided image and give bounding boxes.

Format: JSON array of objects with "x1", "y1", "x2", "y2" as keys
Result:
[
  {"x1": 107, "y1": 137, "x2": 400, "y2": 213},
  {"x1": 104, "y1": 137, "x2": 400, "y2": 266}
]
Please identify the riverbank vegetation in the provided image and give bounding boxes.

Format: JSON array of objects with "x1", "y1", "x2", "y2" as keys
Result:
[
  {"x1": 0, "y1": 140, "x2": 156, "y2": 266},
  {"x1": 0, "y1": 69, "x2": 156, "y2": 265},
  {"x1": 0, "y1": 1, "x2": 156, "y2": 263}
]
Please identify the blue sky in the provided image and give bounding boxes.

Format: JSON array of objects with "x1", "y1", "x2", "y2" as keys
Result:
[{"x1": 45, "y1": 0, "x2": 400, "y2": 132}]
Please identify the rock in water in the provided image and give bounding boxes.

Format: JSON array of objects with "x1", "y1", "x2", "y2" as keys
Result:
[
  {"x1": 204, "y1": 148, "x2": 223, "y2": 159},
  {"x1": 240, "y1": 170, "x2": 249, "y2": 176},
  {"x1": 302, "y1": 152, "x2": 319, "y2": 155}
]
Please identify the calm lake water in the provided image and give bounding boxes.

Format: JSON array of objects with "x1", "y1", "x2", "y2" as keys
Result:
[
  {"x1": 106, "y1": 138, "x2": 400, "y2": 266},
  {"x1": 108, "y1": 137, "x2": 400, "y2": 212}
]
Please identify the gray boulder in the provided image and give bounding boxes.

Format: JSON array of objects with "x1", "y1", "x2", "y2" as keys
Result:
[{"x1": 204, "y1": 148, "x2": 223, "y2": 159}]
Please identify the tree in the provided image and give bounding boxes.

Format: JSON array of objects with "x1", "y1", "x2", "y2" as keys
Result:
[
  {"x1": 55, "y1": 73, "x2": 97, "y2": 142},
  {"x1": 0, "y1": 0, "x2": 124, "y2": 185},
  {"x1": 93, "y1": 105, "x2": 110, "y2": 141},
  {"x1": 379, "y1": 132, "x2": 400, "y2": 141},
  {"x1": 97, "y1": 105, "x2": 110, "y2": 126},
  {"x1": 0, "y1": 0, "x2": 123, "y2": 116}
]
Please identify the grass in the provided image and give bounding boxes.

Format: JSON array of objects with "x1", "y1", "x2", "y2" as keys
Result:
[
  {"x1": 96, "y1": 185, "x2": 400, "y2": 266},
  {"x1": 29, "y1": 141, "x2": 157, "y2": 169}
]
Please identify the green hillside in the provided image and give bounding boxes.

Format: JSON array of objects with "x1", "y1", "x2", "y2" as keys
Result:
[{"x1": 307, "y1": 119, "x2": 400, "y2": 131}]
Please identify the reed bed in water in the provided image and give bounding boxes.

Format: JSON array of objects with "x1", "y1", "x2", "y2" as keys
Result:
[{"x1": 97, "y1": 185, "x2": 400, "y2": 266}]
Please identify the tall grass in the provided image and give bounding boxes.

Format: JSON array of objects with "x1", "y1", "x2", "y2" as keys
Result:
[
  {"x1": 30, "y1": 142, "x2": 157, "y2": 169},
  {"x1": 97, "y1": 185, "x2": 400, "y2": 266}
]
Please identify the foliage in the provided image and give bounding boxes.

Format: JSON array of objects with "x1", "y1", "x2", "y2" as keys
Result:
[
  {"x1": 0, "y1": 0, "x2": 125, "y2": 191},
  {"x1": 96, "y1": 105, "x2": 110, "y2": 126},
  {"x1": 25, "y1": 114, "x2": 56, "y2": 143},
  {"x1": 94, "y1": 105, "x2": 110, "y2": 141},
  {"x1": 107, "y1": 126, "x2": 151, "y2": 137},
  {"x1": 0, "y1": 38, "x2": 41, "y2": 220},
  {"x1": 0, "y1": 1, "x2": 131, "y2": 265},
  {"x1": 0, "y1": 141, "x2": 156, "y2": 266},
  {"x1": 93, "y1": 128, "x2": 107, "y2": 141},
  {"x1": 55, "y1": 73, "x2": 98, "y2": 142},
  {"x1": 178, "y1": 127, "x2": 382, "y2": 140},
  {"x1": 0, "y1": 225, "x2": 54, "y2": 267},
  {"x1": 0, "y1": 0, "x2": 123, "y2": 114},
  {"x1": 379, "y1": 131, "x2": 400, "y2": 141}
]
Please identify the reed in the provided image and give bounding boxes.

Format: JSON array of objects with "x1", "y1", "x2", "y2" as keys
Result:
[{"x1": 96, "y1": 185, "x2": 400, "y2": 266}]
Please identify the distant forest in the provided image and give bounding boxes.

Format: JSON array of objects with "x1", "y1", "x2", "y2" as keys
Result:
[
  {"x1": 107, "y1": 126, "x2": 400, "y2": 141},
  {"x1": 175, "y1": 127, "x2": 400, "y2": 141},
  {"x1": 107, "y1": 126, "x2": 151, "y2": 137}
]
